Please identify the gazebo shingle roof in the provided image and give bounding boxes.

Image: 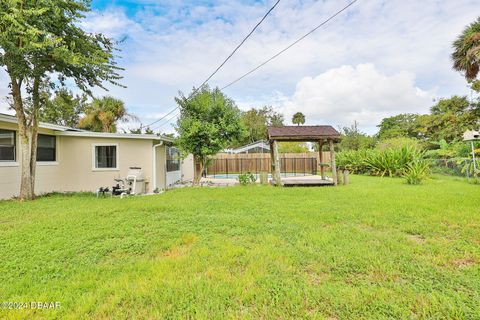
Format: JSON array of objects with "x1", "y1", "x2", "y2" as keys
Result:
[{"x1": 267, "y1": 125, "x2": 341, "y2": 141}]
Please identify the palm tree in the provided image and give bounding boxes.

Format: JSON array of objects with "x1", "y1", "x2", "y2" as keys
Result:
[
  {"x1": 78, "y1": 96, "x2": 136, "y2": 132},
  {"x1": 292, "y1": 112, "x2": 305, "y2": 126},
  {"x1": 452, "y1": 17, "x2": 480, "y2": 81}
]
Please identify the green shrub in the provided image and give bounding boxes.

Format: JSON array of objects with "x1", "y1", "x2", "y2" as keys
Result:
[
  {"x1": 238, "y1": 172, "x2": 256, "y2": 185},
  {"x1": 457, "y1": 158, "x2": 480, "y2": 178},
  {"x1": 337, "y1": 146, "x2": 426, "y2": 178},
  {"x1": 403, "y1": 160, "x2": 430, "y2": 184}
]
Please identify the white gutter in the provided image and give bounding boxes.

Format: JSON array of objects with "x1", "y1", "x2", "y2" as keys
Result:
[{"x1": 152, "y1": 141, "x2": 164, "y2": 191}]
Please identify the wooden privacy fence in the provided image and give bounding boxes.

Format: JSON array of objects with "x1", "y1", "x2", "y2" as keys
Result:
[{"x1": 205, "y1": 152, "x2": 332, "y2": 177}]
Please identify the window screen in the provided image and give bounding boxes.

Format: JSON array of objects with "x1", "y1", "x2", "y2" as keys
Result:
[
  {"x1": 95, "y1": 145, "x2": 117, "y2": 168},
  {"x1": 37, "y1": 134, "x2": 56, "y2": 162},
  {"x1": 0, "y1": 129, "x2": 15, "y2": 161},
  {"x1": 166, "y1": 147, "x2": 180, "y2": 172}
]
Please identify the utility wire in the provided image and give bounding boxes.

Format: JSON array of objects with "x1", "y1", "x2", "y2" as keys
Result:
[
  {"x1": 146, "y1": 0, "x2": 358, "y2": 131},
  {"x1": 143, "y1": 0, "x2": 281, "y2": 128},
  {"x1": 221, "y1": 0, "x2": 358, "y2": 90},
  {"x1": 143, "y1": 108, "x2": 178, "y2": 129},
  {"x1": 151, "y1": 111, "x2": 180, "y2": 132},
  {"x1": 198, "y1": 0, "x2": 281, "y2": 88}
]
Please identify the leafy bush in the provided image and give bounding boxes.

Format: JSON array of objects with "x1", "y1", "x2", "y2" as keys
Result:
[
  {"x1": 403, "y1": 160, "x2": 430, "y2": 184},
  {"x1": 337, "y1": 146, "x2": 426, "y2": 178},
  {"x1": 457, "y1": 158, "x2": 480, "y2": 178},
  {"x1": 238, "y1": 172, "x2": 256, "y2": 185}
]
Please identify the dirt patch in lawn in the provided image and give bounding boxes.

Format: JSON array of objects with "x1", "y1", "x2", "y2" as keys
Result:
[
  {"x1": 406, "y1": 234, "x2": 426, "y2": 245},
  {"x1": 452, "y1": 257, "x2": 476, "y2": 269}
]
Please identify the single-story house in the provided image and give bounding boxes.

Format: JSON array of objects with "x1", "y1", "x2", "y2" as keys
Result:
[{"x1": 0, "y1": 113, "x2": 194, "y2": 200}]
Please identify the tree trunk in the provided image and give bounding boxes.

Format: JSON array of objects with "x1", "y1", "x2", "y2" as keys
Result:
[
  {"x1": 10, "y1": 76, "x2": 39, "y2": 200},
  {"x1": 193, "y1": 157, "x2": 204, "y2": 185},
  {"x1": 30, "y1": 76, "x2": 41, "y2": 194}
]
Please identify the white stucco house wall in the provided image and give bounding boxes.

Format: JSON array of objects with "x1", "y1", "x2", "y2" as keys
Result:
[{"x1": 0, "y1": 113, "x2": 193, "y2": 200}]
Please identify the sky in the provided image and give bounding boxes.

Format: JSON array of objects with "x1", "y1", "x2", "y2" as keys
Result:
[{"x1": 0, "y1": 0, "x2": 478, "y2": 134}]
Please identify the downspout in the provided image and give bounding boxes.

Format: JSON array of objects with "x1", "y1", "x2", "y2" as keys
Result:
[{"x1": 152, "y1": 141, "x2": 164, "y2": 192}]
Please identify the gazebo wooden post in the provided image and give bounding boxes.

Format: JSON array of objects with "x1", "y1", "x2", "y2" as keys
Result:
[
  {"x1": 318, "y1": 140, "x2": 325, "y2": 180},
  {"x1": 274, "y1": 140, "x2": 283, "y2": 186},
  {"x1": 329, "y1": 139, "x2": 337, "y2": 186},
  {"x1": 269, "y1": 140, "x2": 275, "y2": 176}
]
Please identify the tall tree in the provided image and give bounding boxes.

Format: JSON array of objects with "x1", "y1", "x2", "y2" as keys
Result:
[
  {"x1": 238, "y1": 106, "x2": 284, "y2": 145},
  {"x1": 292, "y1": 112, "x2": 305, "y2": 126},
  {"x1": 78, "y1": 96, "x2": 133, "y2": 133},
  {"x1": 175, "y1": 85, "x2": 246, "y2": 184},
  {"x1": 40, "y1": 88, "x2": 88, "y2": 127},
  {"x1": 339, "y1": 121, "x2": 376, "y2": 151},
  {"x1": 377, "y1": 113, "x2": 425, "y2": 140},
  {"x1": 0, "y1": 0, "x2": 122, "y2": 200},
  {"x1": 452, "y1": 17, "x2": 480, "y2": 81},
  {"x1": 426, "y1": 95, "x2": 479, "y2": 143}
]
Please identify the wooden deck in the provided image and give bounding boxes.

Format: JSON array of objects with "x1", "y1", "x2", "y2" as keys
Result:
[{"x1": 281, "y1": 175, "x2": 334, "y2": 187}]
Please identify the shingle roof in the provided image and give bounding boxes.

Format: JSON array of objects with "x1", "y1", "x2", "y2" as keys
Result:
[{"x1": 267, "y1": 125, "x2": 341, "y2": 141}]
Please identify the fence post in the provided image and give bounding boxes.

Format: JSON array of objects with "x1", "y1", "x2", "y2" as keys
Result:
[{"x1": 226, "y1": 158, "x2": 228, "y2": 179}]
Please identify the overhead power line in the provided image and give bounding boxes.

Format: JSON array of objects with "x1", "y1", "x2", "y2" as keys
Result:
[
  {"x1": 145, "y1": 0, "x2": 358, "y2": 131},
  {"x1": 143, "y1": 0, "x2": 281, "y2": 128},
  {"x1": 151, "y1": 111, "x2": 180, "y2": 132},
  {"x1": 198, "y1": 0, "x2": 281, "y2": 88},
  {"x1": 221, "y1": 0, "x2": 358, "y2": 90},
  {"x1": 143, "y1": 108, "x2": 178, "y2": 129}
]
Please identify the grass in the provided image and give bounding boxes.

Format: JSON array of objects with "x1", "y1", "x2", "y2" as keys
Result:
[{"x1": 0, "y1": 175, "x2": 479, "y2": 319}]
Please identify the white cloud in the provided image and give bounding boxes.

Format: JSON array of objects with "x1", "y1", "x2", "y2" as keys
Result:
[
  {"x1": 1, "y1": 0, "x2": 479, "y2": 135},
  {"x1": 280, "y1": 64, "x2": 434, "y2": 132}
]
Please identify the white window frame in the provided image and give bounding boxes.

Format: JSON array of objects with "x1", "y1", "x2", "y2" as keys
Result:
[{"x1": 92, "y1": 143, "x2": 119, "y2": 171}]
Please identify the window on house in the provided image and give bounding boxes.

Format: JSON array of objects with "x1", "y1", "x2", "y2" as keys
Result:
[
  {"x1": 37, "y1": 134, "x2": 56, "y2": 162},
  {"x1": 95, "y1": 145, "x2": 117, "y2": 169},
  {"x1": 166, "y1": 146, "x2": 180, "y2": 172},
  {"x1": 0, "y1": 129, "x2": 15, "y2": 161}
]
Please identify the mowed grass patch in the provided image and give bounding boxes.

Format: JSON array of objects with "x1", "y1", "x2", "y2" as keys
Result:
[{"x1": 0, "y1": 175, "x2": 479, "y2": 319}]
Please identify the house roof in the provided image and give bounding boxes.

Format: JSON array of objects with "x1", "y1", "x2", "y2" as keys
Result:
[
  {"x1": 58, "y1": 130, "x2": 173, "y2": 141},
  {"x1": 267, "y1": 125, "x2": 341, "y2": 141},
  {"x1": 0, "y1": 112, "x2": 84, "y2": 132},
  {"x1": 0, "y1": 112, "x2": 174, "y2": 142},
  {"x1": 231, "y1": 140, "x2": 270, "y2": 153}
]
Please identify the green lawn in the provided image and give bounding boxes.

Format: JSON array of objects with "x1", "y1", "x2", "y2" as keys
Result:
[{"x1": 0, "y1": 175, "x2": 479, "y2": 319}]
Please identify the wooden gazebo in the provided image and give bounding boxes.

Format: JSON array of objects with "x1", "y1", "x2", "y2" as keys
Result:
[{"x1": 267, "y1": 125, "x2": 341, "y2": 186}]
